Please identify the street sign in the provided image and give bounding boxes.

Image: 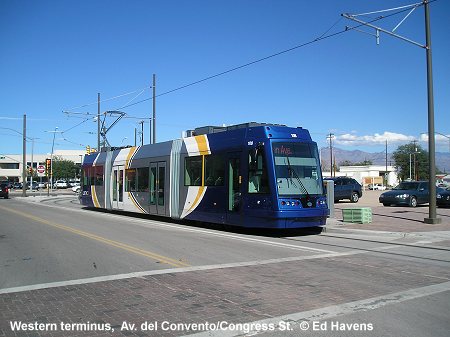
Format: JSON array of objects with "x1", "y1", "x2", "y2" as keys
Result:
[{"x1": 37, "y1": 165, "x2": 45, "y2": 174}]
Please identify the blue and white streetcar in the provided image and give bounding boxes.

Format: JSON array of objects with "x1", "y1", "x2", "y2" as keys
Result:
[{"x1": 80, "y1": 122, "x2": 328, "y2": 229}]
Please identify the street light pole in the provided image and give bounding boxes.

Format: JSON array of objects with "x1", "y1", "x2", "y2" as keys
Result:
[
  {"x1": 152, "y1": 74, "x2": 156, "y2": 144},
  {"x1": 98, "y1": 93, "x2": 101, "y2": 151},
  {"x1": 49, "y1": 127, "x2": 59, "y2": 191}
]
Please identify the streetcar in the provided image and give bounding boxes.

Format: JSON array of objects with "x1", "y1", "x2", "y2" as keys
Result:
[{"x1": 80, "y1": 122, "x2": 328, "y2": 229}]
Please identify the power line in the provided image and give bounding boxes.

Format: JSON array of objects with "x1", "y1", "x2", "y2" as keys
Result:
[
  {"x1": 64, "y1": 85, "x2": 152, "y2": 112},
  {"x1": 62, "y1": 118, "x2": 91, "y2": 133},
  {"x1": 351, "y1": 2, "x2": 422, "y2": 17}
]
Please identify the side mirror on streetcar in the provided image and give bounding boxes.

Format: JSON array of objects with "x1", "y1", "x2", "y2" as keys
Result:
[
  {"x1": 249, "y1": 148, "x2": 257, "y2": 171},
  {"x1": 249, "y1": 143, "x2": 265, "y2": 171}
]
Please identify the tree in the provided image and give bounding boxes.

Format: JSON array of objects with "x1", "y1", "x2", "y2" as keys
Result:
[
  {"x1": 52, "y1": 156, "x2": 77, "y2": 180},
  {"x1": 339, "y1": 160, "x2": 353, "y2": 166},
  {"x1": 339, "y1": 159, "x2": 373, "y2": 167},
  {"x1": 355, "y1": 159, "x2": 373, "y2": 166},
  {"x1": 392, "y1": 143, "x2": 429, "y2": 181}
]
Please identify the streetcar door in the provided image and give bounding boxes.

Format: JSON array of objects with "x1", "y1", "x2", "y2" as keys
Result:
[
  {"x1": 112, "y1": 166, "x2": 124, "y2": 209},
  {"x1": 226, "y1": 156, "x2": 242, "y2": 225},
  {"x1": 149, "y1": 162, "x2": 166, "y2": 216}
]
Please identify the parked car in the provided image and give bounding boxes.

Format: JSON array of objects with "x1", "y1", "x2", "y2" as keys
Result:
[
  {"x1": 13, "y1": 182, "x2": 23, "y2": 189},
  {"x1": 368, "y1": 183, "x2": 387, "y2": 191},
  {"x1": 71, "y1": 182, "x2": 81, "y2": 193},
  {"x1": 437, "y1": 186, "x2": 450, "y2": 208},
  {"x1": 0, "y1": 182, "x2": 9, "y2": 199},
  {"x1": 55, "y1": 180, "x2": 68, "y2": 189},
  {"x1": 379, "y1": 181, "x2": 430, "y2": 207},
  {"x1": 27, "y1": 182, "x2": 40, "y2": 190},
  {"x1": 327, "y1": 177, "x2": 362, "y2": 203}
]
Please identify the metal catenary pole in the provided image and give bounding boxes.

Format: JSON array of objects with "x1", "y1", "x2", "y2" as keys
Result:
[
  {"x1": 22, "y1": 114, "x2": 26, "y2": 197},
  {"x1": 342, "y1": 1, "x2": 441, "y2": 224}
]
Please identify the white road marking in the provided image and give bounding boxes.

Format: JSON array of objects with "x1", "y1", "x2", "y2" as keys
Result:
[
  {"x1": 0, "y1": 250, "x2": 363, "y2": 294},
  {"x1": 186, "y1": 281, "x2": 450, "y2": 337}
]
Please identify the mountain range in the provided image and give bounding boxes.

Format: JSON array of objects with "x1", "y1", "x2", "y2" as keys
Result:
[{"x1": 320, "y1": 147, "x2": 450, "y2": 174}]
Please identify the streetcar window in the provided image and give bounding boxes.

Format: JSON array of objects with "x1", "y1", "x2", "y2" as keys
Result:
[
  {"x1": 125, "y1": 168, "x2": 136, "y2": 192},
  {"x1": 94, "y1": 166, "x2": 103, "y2": 186},
  {"x1": 185, "y1": 156, "x2": 202, "y2": 186},
  {"x1": 205, "y1": 155, "x2": 225, "y2": 186},
  {"x1": 89, "y1": 167, "x2": 95, "y2": 185},
  {"x1": 136, "y1": 167, "x2": 149, "y2": 192},
  {"x1": 83, "y1": 168, "x2": 90, "y2": 186},
  {"x1": 248, "y1": 146, "x2": 269, "y2": 194}
]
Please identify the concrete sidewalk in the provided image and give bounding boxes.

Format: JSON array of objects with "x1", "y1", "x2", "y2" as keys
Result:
[
  {"x1": 325, "y1": 190, "x2": 450, "y2": 249},
  {"x1": 328, "y1": 190, "x2": 450, "y2": 233}
]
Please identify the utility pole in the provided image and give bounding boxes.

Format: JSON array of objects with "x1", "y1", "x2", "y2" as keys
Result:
[
  {"x1": 97, "y1": 93, "x2": 101, "y2": 151},
  {"x1": 139, "y1": 121, "x2": 144, "y2": 146},
  {"x1": 152, "y1": 74, "x2": 156, "y2": 144},
  {"x1": 327, "y1": 133, "x2": 334, "y2": 176},
  {"x1": 22, "y1": 114, "x2": 26, "y2": 197},
  {"x1": 412, "y1": 140, "x2": 418, "y2": 180},
  {"x1": 385, "y1": 139, "x2": 388, "y2": 187},
  {"x1": 30, "y1": 138, "x2": 34, "y2": 192}
]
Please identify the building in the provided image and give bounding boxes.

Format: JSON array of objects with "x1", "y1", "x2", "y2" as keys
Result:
[
  {"x1": 323, "y1": 165, "x2": 398, "y2": 187},
  {"x1": 0, "y1": 150, "x2": 85, "y2": 183}
]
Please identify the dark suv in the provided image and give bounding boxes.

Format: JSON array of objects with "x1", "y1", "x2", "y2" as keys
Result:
[
  {"x1": 0, "y1": 182, "x2": 9, "y2": 199},
  {"x1": 327, "y1": 177, "x2": 362, "y2": 203}
]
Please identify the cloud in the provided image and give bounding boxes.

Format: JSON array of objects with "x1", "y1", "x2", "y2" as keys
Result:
[
  {"x1": 333, "y1": 131, "x2": 450, "y2": 147},
  {"x1": 334, "y1": 132, "x2": 415, "y2": 146},
  {"x1": 419, "y1": 133, "x2": 450, "y2": 144}
]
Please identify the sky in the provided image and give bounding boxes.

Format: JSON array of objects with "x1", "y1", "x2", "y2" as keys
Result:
[{"x1": 1, "y1": 0, "x2": 449, "y2": 157}]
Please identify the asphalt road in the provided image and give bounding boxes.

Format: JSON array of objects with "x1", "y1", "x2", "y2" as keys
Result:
[
  {"x1": 0, "y1": 192, "x2": 450, "y2": 337},
  {"x1": 0, "y1": 194, "x2": 342, "y2": 289}
]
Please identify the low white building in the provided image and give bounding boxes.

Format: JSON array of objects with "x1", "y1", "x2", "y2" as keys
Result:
[
  {"x1": 0, "y1": 150, "x2": 85, "y2": 183},
  {"x1": 323, "y1": 165, "x2": 398, "y2": 187}
]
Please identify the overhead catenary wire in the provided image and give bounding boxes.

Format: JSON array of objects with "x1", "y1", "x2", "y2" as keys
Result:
[
  {"x1": 62, "y1": 118, "x2": 91, "y2": 134},
  {"x1": 117, "y1": 88, "x2": 147, "y2": 110},
  {"x1": 64, "y1": 85, "x2": 152, "y2": 112},
  {"x1": 351, "y1": 2, "x2": 422, "y2": 17}
]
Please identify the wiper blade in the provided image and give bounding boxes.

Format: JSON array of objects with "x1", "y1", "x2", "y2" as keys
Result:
[{"x1": 286, "y1": 156, "x2": 310, "y2": 196}]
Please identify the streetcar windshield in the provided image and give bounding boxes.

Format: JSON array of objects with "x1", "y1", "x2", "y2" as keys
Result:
[{"x1": 272, "y1": 142, "x2": 323, "y2": 196}]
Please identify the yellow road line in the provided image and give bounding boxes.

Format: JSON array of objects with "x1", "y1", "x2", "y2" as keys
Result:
[{"x1": 0, "y1": 205, "x2": 189, "y2": 268}]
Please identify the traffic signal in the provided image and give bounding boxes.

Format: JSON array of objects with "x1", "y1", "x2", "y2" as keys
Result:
[
  {"x1": 28, "y1": 166, "x2": 33, "y2": 174},
  {"x1": 86, "y1": 145, "x2": 91, "y2": 154},
  {"x1": 45, "y1": 158, "x2": 51, "y2": 174}
]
